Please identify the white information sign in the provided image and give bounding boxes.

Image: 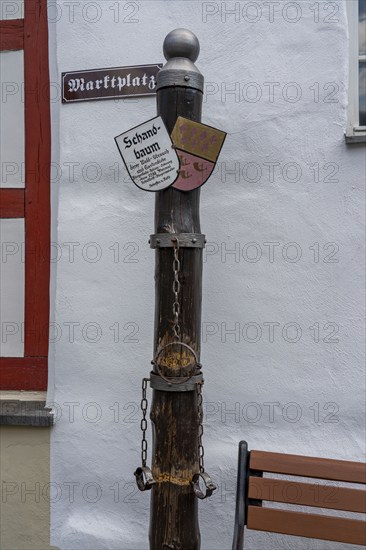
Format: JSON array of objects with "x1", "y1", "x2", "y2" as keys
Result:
[{"x1": 115, "y1": 116, "x2": 180, "y2": 191}]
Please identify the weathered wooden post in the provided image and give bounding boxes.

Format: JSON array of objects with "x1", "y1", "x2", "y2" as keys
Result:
[
  {"x1": 127, "y1": 28, "x2": 223, "y2": 549},
  {"x1": 149, "y1": 29, "x2": 211, "y2": 549}
]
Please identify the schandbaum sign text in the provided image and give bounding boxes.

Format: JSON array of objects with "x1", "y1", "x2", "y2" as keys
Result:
[
  {"x1": 115, "y1": 116, "x2": 180, "y2": 192},
  {"x1": 62, "y1": 64, "x2": 162, "y2": 103}
]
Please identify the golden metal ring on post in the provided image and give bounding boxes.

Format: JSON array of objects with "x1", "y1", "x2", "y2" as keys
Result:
[{"x1": 153, "y1": 341, "x2": 201, "y2": 385}]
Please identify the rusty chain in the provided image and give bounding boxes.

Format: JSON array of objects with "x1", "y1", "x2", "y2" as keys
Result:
[
  {"x1": 197, "y1": 380, "x2": 205, "y2": 473},
  {"x1": 140, "y1": 377, "x2": 149, "y2": 468},
  {"x1": 172, "y1": 237, "x2": 181, "y2": 341}
]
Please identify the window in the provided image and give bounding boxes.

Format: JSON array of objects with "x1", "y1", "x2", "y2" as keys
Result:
[
  {"x1": 346, "y1": 0, "x2": 366, "y2": 142},
  {"x1": 0, "y1": 0, "x2": 51, "y2": 390}
]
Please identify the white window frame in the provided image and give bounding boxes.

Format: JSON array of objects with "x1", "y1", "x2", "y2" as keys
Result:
[{"x1": 346, "y1": 0, "x2": 366, "y2": 142}]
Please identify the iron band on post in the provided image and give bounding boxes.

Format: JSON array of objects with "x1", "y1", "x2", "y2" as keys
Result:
[
  {"x1": 157, "y1": 69, "x2": 204, "y2": 92},
  {"x1": 150, "y1": 371, "x2": 203, "y2": 392},
  {"x1": 149, "y1": 233, "x2": 206, "y2": 249}
]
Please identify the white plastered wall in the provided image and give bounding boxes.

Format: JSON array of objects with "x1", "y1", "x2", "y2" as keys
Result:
[{"x1": 47, "y1": 1, "x2": 365, "y2": 548}]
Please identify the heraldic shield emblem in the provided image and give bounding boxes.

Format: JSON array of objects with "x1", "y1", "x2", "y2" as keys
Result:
[
  {"x1": 115, "y1": 116, "x2": 180, "y2": 192},
  {"x1": 171, "y1": 117, "x2": 227, "y2": 192}
]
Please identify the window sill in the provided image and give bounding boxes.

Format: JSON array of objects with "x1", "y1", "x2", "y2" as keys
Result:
[
  {"x1": 345, "y1": 128, "x2": 366, "y2": 144},
  {"x1": 346, "y1": 134, "x2": 366, "y2": 144},
  {"x1": 0, "y1": 391, "x2": 54, "y2": 427}
]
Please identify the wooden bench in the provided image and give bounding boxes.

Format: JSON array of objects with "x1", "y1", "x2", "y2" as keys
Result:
[{"x1": 232, "y1": 440, "x2": 366, "y2": 549}]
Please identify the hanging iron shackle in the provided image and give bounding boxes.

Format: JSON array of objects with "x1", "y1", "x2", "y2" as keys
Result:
[
  {"x1": 191, "y1": 471, "x2": 217, "y2": 499},
  {"x1": 134, "y1": 466, "x2": 156, "y2": 491}
]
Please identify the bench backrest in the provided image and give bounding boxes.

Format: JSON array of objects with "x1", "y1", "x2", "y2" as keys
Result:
[{"x1": 233, "y1": 441, "x2": 366, "y2": 549}]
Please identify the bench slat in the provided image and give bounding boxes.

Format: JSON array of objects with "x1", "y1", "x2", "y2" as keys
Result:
[
  {"x1": 247, "y1": 506, "x2": 366, "y2": 545},
  {"x1": 250, "y1": 451, "x2": 366, "y2": 484},
  {"x1": 249, "y1": 477, "x2": 366, "y2": 513}
]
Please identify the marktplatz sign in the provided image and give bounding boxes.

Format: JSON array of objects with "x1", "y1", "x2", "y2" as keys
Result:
[{"x1": 62, "y1": 64, "x2": 162, "y2": 103}]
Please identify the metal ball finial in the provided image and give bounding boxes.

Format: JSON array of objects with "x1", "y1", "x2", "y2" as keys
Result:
[
  {"x1": 157, "y1": 28, "x2": 203, "y2": 92},
  {"x1": 163, "y1": 28, "x2": 200, "y2": 62}
]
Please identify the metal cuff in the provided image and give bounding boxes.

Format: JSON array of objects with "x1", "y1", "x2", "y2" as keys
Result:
[{"x1": 192, "y1": 472, "x2": 217, "y2": 499}]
